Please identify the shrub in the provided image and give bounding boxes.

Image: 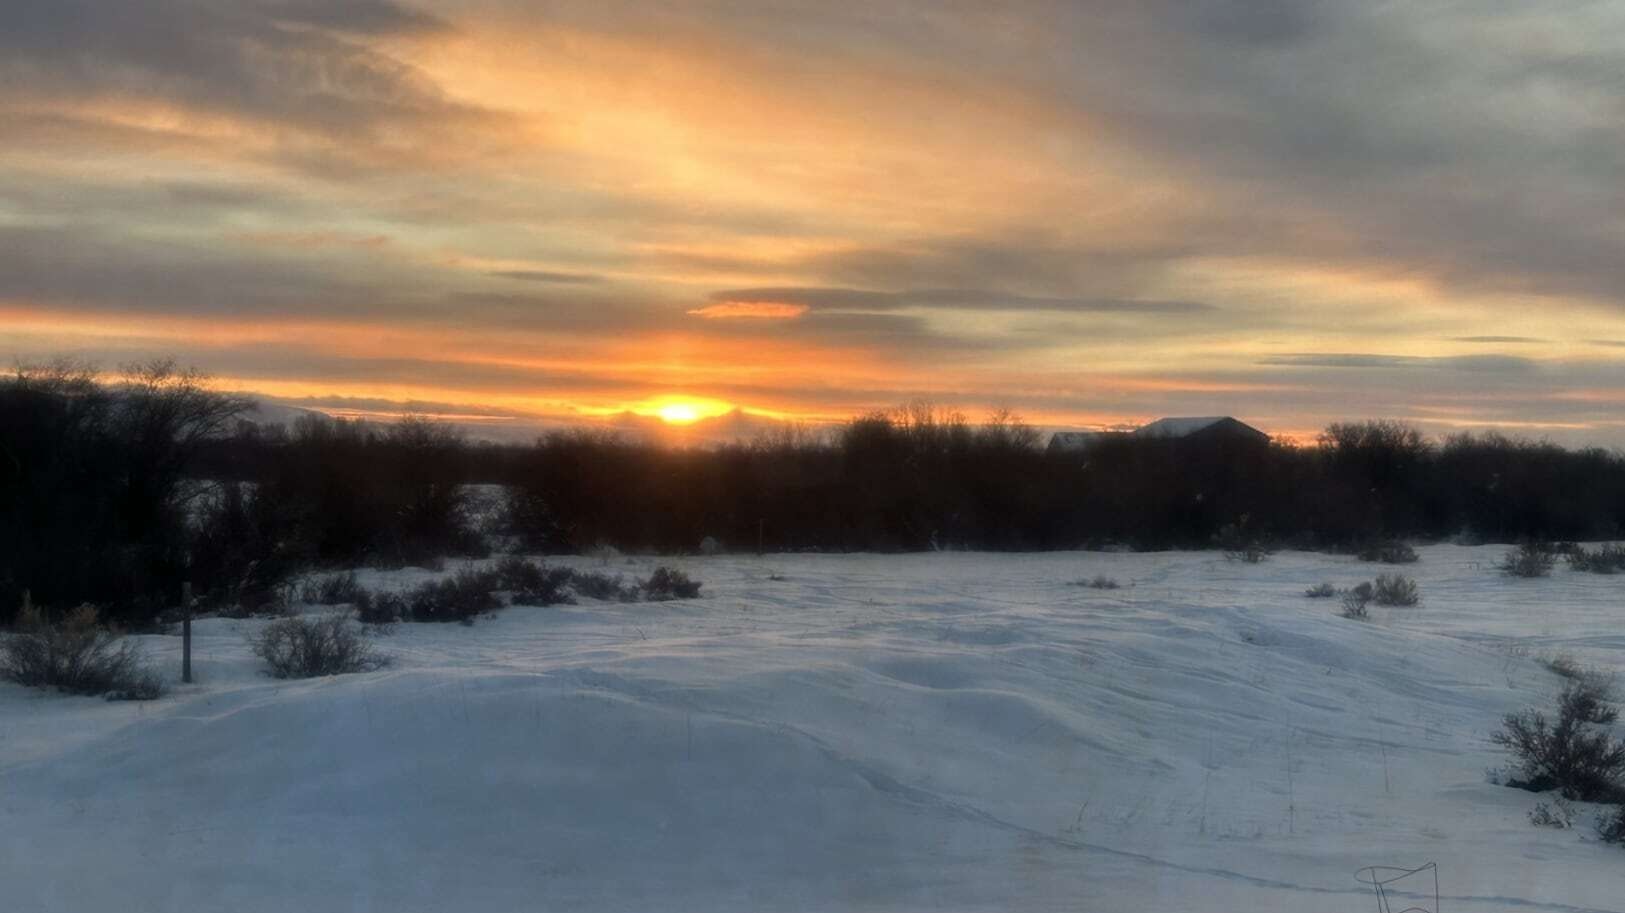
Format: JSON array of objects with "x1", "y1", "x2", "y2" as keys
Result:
[
  {"x1": 520, "y1": 569, "x2": 577, "y2": 606},
  {"x1": 572, "y1": 570, "x2": 640, "y2": 602},
  {"x1": 1492, "y1": 678, "x2": 1625, "y2": 801},
  {"x1": 1539, "y1": 651, "x2": 1586, "y2": 681},
  {"x1": 1217, "y1": 518, "x2": 1270, "y2": 563},
  {"x1": 1077, "y1": 575, "x2": 1120, "y2": 590},
  {"x1": 642, "y1": 567, "x2": 702, "y2": 601},
  {"x1": 249, "y1": 614, "x2": 386, "y2": 679},
  {"x1": 1225, "y1": 542, "x2": 1269, "y2": 564},
  {"x1": 1340, "y1": 582, "x2": 1373, "y2": 619},
  {"x1": 1357, "y1": 540, "x2": 1418, "y2": 564},
  {"x1": 494, "y1": 557, "x2": 576, "y2": 607},
  {"x1": 357, "y1": 590, "x2": 405, "y2": 625},
  {"x1": 300, "y1": 572, "x2": 366, "y2": 606},
  {"x1": 0, "y1": 603, "x2": 164, "y2": 699},
  {"x1": 1528, "y1": 799, "x2": 1575, "y2": 829},
  {"x1": 1371, "y1": 573, "x2": 1420, "y2": 606},
  {"x1": 1566, "y1": 543, "x2": 1625, "y2": 574},
  {"x1": 1600, "y1": 805, "x2": 1625, "y2": 844},
  {"x1": 404, "y1": 569, "x2": 501, "y2": 622},
  {"x1": 1304, "y1": 582, "x2": 1337, "y2": 598},
  {"x1": 585, "y1": 543, "x2": 621, "y2": 565},
  {"x1": 1499, "y1": 542, "x2": 1556, "y2": 578},
  {"x1": 212, "y1": 590, "x2": 294, "y2": 620},
  {"x1": 493, "y1": 555, "x2": 539, "y2": 590}
]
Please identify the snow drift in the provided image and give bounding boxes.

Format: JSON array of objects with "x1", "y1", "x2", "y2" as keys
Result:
[{"x1": 1, "y1": 546, "x2": 1620, "y2": 911}]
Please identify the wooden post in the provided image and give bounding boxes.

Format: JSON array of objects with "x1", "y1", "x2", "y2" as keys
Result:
[{"x1": 181, "y1": 580, "x2": 193, "y2": 684}]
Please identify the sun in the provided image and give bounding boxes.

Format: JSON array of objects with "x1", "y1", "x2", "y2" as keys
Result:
[
  {"x1": 639, "y1": 395, "x2": 734, "y2": 425},
  {"x1": 658, "y1": 402, "x2": 702, "y2": 425}
]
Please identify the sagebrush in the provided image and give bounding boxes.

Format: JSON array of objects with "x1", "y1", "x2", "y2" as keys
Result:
[
  {"x1": 1340, "y1": 582, "x2": 1373, "y2": 619},
  {"x1": 250, "y1": 614, "x2": 386, "y2": 678},
  {"x1": 1499, "y1": 542, "x2": 1557, "y2": 578},
  {"x1": 1539, "y1": 651, "x2": 1586, "y2": 681},
  {"x1": 1357, "y1": 540, "x2": 1419, "y2": 564},
  {"x1": 1600, "y1": 804, "x2": 1625, "y2": 844},
  {"x1": 1216, "y1": 519, "x2": 1270, "y2": 563},
  {"x1": 357, "y1": 590, "x2": 405, "y2": 625},
  {"x1": 494, "y1": 556, "x2": 575, "y2": 606},
  {"x1": 0, "y1": 603, "x2": 163, "y2": 699},
  {"x1": 405, "y1": 568, "x2": 502, "y2": 622},
  {"x1": 300, "y1": 572, "x2": 366, "y2": 606},
  {"x1": 643, "y1": 567, "x2": 702, "y2": 601},
  {"x1": 1371, "y1": 573, "x2": 1419, "y2": 606},
  {"x1": 572, "y1": 570, "x2": 641, "y2": 602},
  {"x1": 1492, "y1": 678, "x2": 1625, "y2": 801},
  {"x1": 1567, "y1": 543, "x2": 1625, "y2": 575},
  {"x1": 1528, "y1": 799, "x2": 1575, "y2": 829}
]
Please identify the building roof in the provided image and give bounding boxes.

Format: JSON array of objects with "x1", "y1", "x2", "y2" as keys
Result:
[
  {"x1": 1048, "y1": 416, "x2": 1266, "y2": 450},
  {"x1": 1135, "y1": 416, "x2": 1269, "y2": 442},
  {"x1": 1133, "y1": 416, "x2": 1231, "y2": 439}
]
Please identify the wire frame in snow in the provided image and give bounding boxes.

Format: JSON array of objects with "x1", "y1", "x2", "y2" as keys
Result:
[{"x1": 1354, "y1": 862, "x2": 1439, "y2": 913}]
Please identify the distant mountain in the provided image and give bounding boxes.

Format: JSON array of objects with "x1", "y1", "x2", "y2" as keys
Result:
[{"x1": 243, "y1": 395, "x2": 806, "y2": 447}]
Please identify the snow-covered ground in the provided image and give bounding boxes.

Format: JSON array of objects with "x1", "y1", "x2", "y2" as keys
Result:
[{"x1": 2, "y1": 546, "x2": 1621, "y2": 912}]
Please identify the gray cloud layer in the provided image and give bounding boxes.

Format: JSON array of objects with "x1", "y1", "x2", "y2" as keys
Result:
[{"x1": 1, "y1": 0, "x2": 468, "y2": 138}]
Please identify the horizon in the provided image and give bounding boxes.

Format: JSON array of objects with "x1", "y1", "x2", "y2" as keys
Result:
[
  {"x1": 7, "y1": 3, "x2": 1625, "y2": 446},
  {"x1": 214, "y1": 390, "x2": 1625, "y2": 452}
]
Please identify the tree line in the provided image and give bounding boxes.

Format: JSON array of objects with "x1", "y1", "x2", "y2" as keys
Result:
[{"x1": 8, "y1": 363, "x2": 1625, "y2": 626}]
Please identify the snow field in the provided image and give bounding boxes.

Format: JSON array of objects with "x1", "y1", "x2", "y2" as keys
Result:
[{"x1": 1, "y1": 546, "x2": 1620, "y2": 912}]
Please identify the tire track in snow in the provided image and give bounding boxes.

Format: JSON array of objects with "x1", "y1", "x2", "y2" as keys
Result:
[{"x1": 562, "y1": 668, "x2": 1615, "y2": 913}]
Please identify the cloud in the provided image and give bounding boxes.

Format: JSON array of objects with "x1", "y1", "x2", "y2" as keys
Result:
[
  {"x1": 1177, "y1": 0, "x2": 1328, "y2": 47},
  {"x1": 1258, "y1": 353, "x2": 1537, "y2": 374},
  {"x1": 488, "y1": 270, "x2": 606, "y2": 284},
  {"x1": 1075, "y1": 1, "x2": 1625, "y2": 303},
  {"x1": 8, "y1": 0, "x2": 1625, "y2": 443},
  {"x1": 0, "y1": 224, "x2": 371, "y2": 315},
  {"x1": 262, "y1": 0, "x2": 447, "y2": 35},
  {"x1": 687, "y1": 302, "x2": 809, "y2": 319},
  {"x1": 705, "y1": 287, "x2": 1212, "y2": 314},
  {"x1": 0, "y1": 0, "x2": 493, "y2": 157},
  {"x1": 803, "y1": 236, "x2": 1188, "y2": 299}
]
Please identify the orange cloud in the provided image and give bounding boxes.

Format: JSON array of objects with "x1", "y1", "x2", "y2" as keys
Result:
[{"x1": 686, "y1": 301, "x2": 809, "y2": 320}]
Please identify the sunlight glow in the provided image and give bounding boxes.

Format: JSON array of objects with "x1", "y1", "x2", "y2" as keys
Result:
[
  {"x1": 635, "y1": 395, "x2": 735, "y2": 425},
  {"x1": 659, "y1": 403, "x2": 702, "y2": 424}
]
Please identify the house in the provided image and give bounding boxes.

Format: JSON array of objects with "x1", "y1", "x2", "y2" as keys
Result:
[
  {"x1": 1047, "y1": 416, "x2": 1267, "y2": 453},
  {"x1": 1131, "y1": 416, "x2": 1269, "y2": 447}
]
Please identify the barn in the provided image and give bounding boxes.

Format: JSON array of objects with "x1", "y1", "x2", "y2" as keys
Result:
[{"x1": 1047, "y1": 416, "x2": 1267, "y2": 453}]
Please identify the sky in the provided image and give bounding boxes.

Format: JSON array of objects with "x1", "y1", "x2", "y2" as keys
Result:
[{"x1": 4, "y1": 1, "x2": 1625, "y2": 445}]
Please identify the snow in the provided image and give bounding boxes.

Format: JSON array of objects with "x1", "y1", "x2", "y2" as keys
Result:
[{"x1": 2, "y1": 546, "x2": 1621, "y2": 912}]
